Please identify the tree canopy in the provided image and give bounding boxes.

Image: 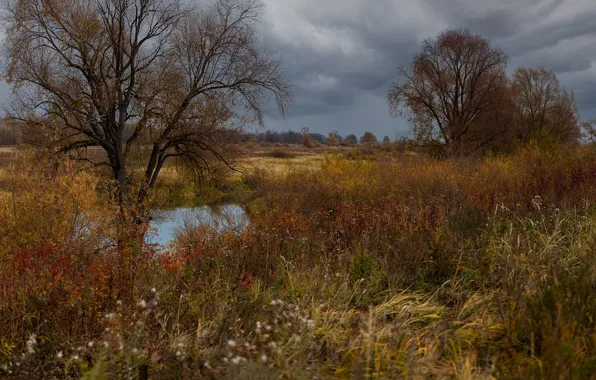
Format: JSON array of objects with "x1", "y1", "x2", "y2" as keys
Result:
[
  {"x1": 511, "y1": 67, "x2": 580, "y2": 144},
  {"x1": 388, "y1": 29, "x2": 510, "y2": 156},
  {"x1": 4, "y1": 0, "x2": 291, "y2": 217},
  {"x1": 388, "y1": 29, "x2": 584, "y2": 155}
]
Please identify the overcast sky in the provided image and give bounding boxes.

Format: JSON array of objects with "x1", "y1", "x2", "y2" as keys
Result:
[
  {"x1": 255, "y1": 0, "x2": 596, "y2": 138},
  {"x1": 1, "y1": 0, "x2": 595, "y2": 139}
]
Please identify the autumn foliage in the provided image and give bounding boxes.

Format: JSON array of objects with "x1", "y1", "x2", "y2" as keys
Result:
[{"x1": 1, "y1": 144, "x2": 596, "y2": 377}]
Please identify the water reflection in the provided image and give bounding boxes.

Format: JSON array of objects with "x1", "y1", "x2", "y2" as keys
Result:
[{"x1": 147, "y1": 204, "x2": 248, "y2": 246}]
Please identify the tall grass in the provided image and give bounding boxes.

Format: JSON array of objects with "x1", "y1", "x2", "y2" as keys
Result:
[{"x1": 0, "y1": 144, "x2": 595, "y2": 378}]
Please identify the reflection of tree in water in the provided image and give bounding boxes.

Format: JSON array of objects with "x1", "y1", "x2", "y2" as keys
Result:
[{"x1": 148, "y1": 205, "x2": 248, "y2": 247}]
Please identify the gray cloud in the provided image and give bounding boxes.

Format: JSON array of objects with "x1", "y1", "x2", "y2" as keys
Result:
[
  {"x1": 1, "y1": 1, "x2": 595, "y2": 138},
  {"x1": 260, "y1": 0, "x2": 596, "y2": 137}
]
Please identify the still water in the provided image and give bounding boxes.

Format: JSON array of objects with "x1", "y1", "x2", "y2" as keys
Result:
[{"x1": 146, "y1": 204, "x2": 248, "y2": 246}]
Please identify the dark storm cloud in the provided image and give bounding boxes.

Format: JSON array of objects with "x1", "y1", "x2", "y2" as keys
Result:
[
  {"x1": 0, "y1": 1, "x2": 595, "y2": 137},
  {"x1": 260, "y1": 0, "x2": 596, "y2": 137}
]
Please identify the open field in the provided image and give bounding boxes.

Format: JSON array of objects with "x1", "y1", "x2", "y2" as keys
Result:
[
  {"x1": 240, "y1": 147, "x2": 326, "y2": 176},
  {"x1": 1, "y1": 143, "x2": 596, "y2": 378},
  {"x1": 0, "y1": 144, "x2": 329, "y2": 207},
  {"x1": 0, "y1": 146, "x2": 17, "y2": 163}
]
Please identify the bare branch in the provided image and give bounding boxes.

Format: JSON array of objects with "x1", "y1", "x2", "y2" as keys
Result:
[
  {"x1": 3, "y1": 0, "x2": 291, "y2": 218},
  {"x1": 388, "y1": 29, "x2": 509, "y2": 156}
]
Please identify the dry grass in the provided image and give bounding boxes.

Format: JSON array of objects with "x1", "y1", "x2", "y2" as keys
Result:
[
  {"x1": 1, "y1": 144, "x2": 596, "y2": 378},
  {"x1": 0, "y1": 146, "x2": 17, "y2": 166},
  {"x1": 241, "y1": 150, "x2": 324, "y2": 177},
  {"x1": 0, "y1": 146, "x2": 17, "y2": 153}
]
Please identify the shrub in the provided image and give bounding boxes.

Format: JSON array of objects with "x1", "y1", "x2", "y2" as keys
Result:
[{"x1": 267, "y1": 150, "x2": 296, "y2": 159}]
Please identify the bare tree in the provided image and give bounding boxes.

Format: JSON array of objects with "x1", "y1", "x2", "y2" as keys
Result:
[
  {"x1": 581, "y1": 120, "x2": 596, "y2": 144},
  {"x1": 3, "y1": 0, "x2": 290, "y2": 220},
  {"x1": 511, "y1": 67, "x2": 580, "y2": 144},
  {"x1": 300, "y1": 127, "x2": 313, "y2": 148},
  {"x1": 388, "y1": 29, "x2": 510, "y2": 156}
]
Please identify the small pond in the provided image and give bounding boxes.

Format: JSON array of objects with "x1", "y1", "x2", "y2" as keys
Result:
[{"x1": 147, "y1": 204, "x2": 248, "y2": 246}]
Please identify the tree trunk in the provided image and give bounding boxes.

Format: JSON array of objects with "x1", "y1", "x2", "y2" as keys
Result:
[{"x1": 110, "y1": 156, "x2": 148, "y2": 303}]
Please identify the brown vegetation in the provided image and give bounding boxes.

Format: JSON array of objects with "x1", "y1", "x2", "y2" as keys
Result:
[
  {"x1": 4, "y1": 0, "x2": 290, "y2": 217},
  {"x1": 1, "y1": 144, "x2": 596, "y2": 378},
  {"x1": 1, "y1": 5, "x2": 596, "y2": 379}
]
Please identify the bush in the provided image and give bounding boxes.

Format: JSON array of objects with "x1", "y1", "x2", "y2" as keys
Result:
[{"x1": 266, "y1": 150, "x2": 296, "y2": 159}]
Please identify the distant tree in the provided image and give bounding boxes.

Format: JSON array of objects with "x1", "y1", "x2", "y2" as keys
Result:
[
  {"x1": 264, "y1": 130, "x2": 278, "y2": 143},
  {"x1": 327, "y1": 132, "x2": 339, "y2": 146},
  {"x1": 581, "y1": 120, "x2": 596, "y2": 144},
  {"x1": 244, "y1": 130, "x2": 302, "y2": 144},
  {"x1": 330, "y1": 130, "x2": 343, "y2": 143},
  {"x1": 388, "y1": 29, "x2": 510, "y2": 156},
  {"x1": 360, "y1": 132, "x2": 377, "y2": 144},
  {"x1": 344, "y1": 134, "x2": 358, "y2": 144},
  {"x1": 382, "y1": 136, "x2": 391, "y2": 144},
  {"x1": 286, "y1": 130, "x2": 301, "y2": 144},
  {"x1": 309, "y1": 133, "x2": 326, "y2": 143},
  {"x1": 301, "y1": 127, "x2": 314, "y2": 148},
  {"x1": 4, "y1": 0, "x2": 291, "y2": 221},
  {"x1": 512, "y1": 67, "x2": 580, "y2": 144}
]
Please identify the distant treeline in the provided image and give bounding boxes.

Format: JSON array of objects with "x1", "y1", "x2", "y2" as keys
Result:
[
  {"x1": 239, "y1": 129, "x2": 381, "y2": 145},
  {"x1": 0, "y1": 124, "x2": 18, "y2": 146},
  {"x1": 1, "y1": 120, "x2": 392, "y2": 147}
]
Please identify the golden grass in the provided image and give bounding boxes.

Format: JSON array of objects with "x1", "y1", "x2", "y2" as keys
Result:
[
  {"x1": 0, "y1": 146, "x2": 17, "y2": 153},
  {"x1": 2, "y1": 144, "x2": 596, "y2": 378},
  {"x1": 240, "y1": 150, "x2": 325, "y2": 178},
  {"x1": 0, "y1": 144, "x2": 328, "y2": 185}
]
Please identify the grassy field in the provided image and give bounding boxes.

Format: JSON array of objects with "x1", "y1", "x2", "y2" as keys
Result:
[
  {"x1": 141, "y1": 144, "x2": 330, "y2": 209},
  {"x1": 241, "y1": 147, "x2": 325, "y2": 176},
  {"x1": 1, "y1": 143, "x2": 596, "y2": 378},
  {"x1": 0, "y1": 146, "x2": 17, "y2": 163},
  {"x1": 0, "y1": 144, "x2": 326, "y2": 208}
]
